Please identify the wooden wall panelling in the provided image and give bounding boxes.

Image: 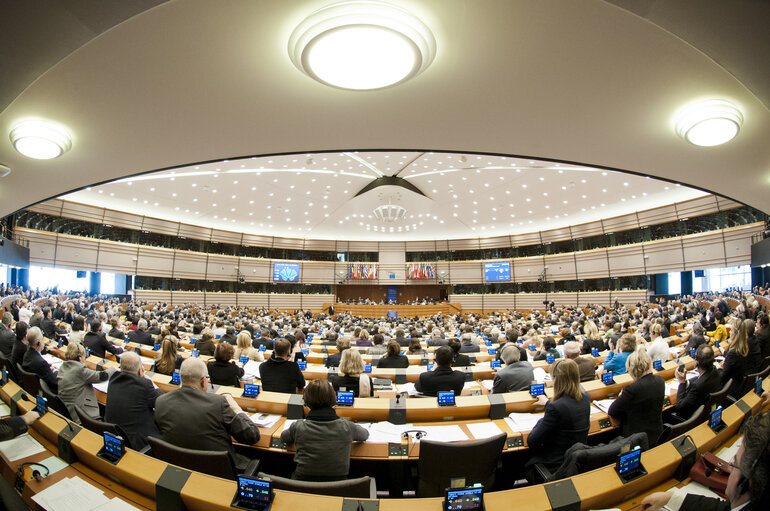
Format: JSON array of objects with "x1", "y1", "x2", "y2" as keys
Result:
[
  {"x1": 171, "y1": 251, "x2": 208, "y2": 280},
  {"x1": 642, "y1": 238, "x2": 686, "y2": 274},
  {"x1": 53, "y1": 234, "x2": 98, "y2": 271},
  {"x1": 136, "y1": 246, "x2": 175, "y2": 277},
  {"x1": 606, "y1": 245, "x2": 646, "y2": 277},
  {"x1": 574, "y1": 249, "x2": 610, "y2": 279}
]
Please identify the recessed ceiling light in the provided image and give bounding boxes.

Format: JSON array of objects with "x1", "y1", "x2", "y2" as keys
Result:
[
  {"x1": 288, "y1": 1, "x2": 436, "y2": 90},
  {"x1": 9, "y1": 120, "x2": 72, "y2": 159},
  {"x1": 675, "y1": 99, "x2": 743, "y2": 146}
]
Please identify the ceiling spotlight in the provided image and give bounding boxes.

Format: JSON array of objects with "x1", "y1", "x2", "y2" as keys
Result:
[
  {"x1": 288, "y1": 1, "x2": 436, "y2": 90},
  {"x1": 675, "y1": 99, "x2": 743, "y2": 146},
  {"x1": 9, "y1": 120, "x2": 72, "y2": 159}
]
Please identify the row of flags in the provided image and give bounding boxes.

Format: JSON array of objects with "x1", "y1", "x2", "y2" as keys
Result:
[
  {"x1": 348, "y1": 263, "x2": 378, "y2": 280},
  {"x1": 346, "y1": 263, "x2": 437, "y2": 279},
  {"x1": 407, "y1": 263, "x2": 436, "y2": 280}
]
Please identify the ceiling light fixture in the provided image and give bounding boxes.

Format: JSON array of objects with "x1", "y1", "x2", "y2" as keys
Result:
[
  {"x1": 675, "y1": 99, "x2": 743, "y2": 146},
  {"x1": 288, "y1": 1, "x2": 436, "y2": 90},
  {"x1": 9, "y1": 120, "x2": 72, "y2": 159}
]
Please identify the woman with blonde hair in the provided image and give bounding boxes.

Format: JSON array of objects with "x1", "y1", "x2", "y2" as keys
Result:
[
  {"x1": 581, "y1": 320, "x2": 605, "y2": 354},
  {"x1": 721, "y1": 320, "x2": 754, "y2": 400},
  {"x1": 154, "y1": 336, "x2": 182, "y2": 375},
  {"x1": 234, "y1": 331, "x2": 264, "y2": 362},
  {"x1": 330, "y1": 349, "x2": 371, "y2": 397},
  {"x1": 527, "y1": 358, "x2": 590, "y2": 474}
]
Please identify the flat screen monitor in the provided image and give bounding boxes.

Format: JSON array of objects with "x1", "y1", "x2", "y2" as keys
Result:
[
  {"x1": 103, "y1": 432, "x2": 125, "y2": 462},
  {"x1": 336, "y1": 391, "x2": 354, "y2": 406},
  {"x1": 438, "y1": 391, "x2": 456, "y2": 406},
  {"x1": 242, "y1": 384, "x2": 260, "y2": 398},
  {"x1": 272, "y1": 262, "x2": 300, "y2": 282},
  {"x1": 484, "y1": 262, "x2": 511, "y2": 282},
  {"x1": 530, "y1": 384, "x2": 545, "y2": 397},
  {"x1": 445, "y1": 486, "x2": 484, "y2": 511},
  {"x1": 233, "y1": 476, "x2": 273, "y2": 511},
  {"x1": 617, "y1": 448, "x2": 641, "y2": 476}
]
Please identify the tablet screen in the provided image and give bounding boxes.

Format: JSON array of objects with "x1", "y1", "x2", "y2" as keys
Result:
[
  {"x1": 298, "y1": 360, "x2": 307, "y2": 370},
  {"x1": 530, "y1": 384, "x2": 544, "y2": 397},
  {"x1": 337, "y1": 391, "x2": 354, "y2": 406},
  {"x1": 438, "y1": 391, "x2": 456, "y2": 406},
  {"x1": 243, "y1": 384, "x2": 260, "y2": 398},
  {"x1": 170, "y1": 371, "x2": 181, "y2": 385},
  {"x1": 446, "y1": 487, "x2": 483, "y2": 510},
  {"x1": 602, "y1": 372, "x2": 615, "y2": 385},
  {"x1": 103, "y1": 432, "x2": 124, "y2": 460},
  {"x1": 364, "y1": 363, "x2": 372, "y2": 373},
  {"x1": 35, "y1": 396, "x2": 47, "y2": 416},
  {"x1": 617, "y1": 448, "x2": 641, "y2": 475},
  {"x1": 237, "y1": 476, "x2": 272, "y2": 508},
  {"x1": 710, "y1": 408, "x2": 722, "y2": 430},
  {"x1": 653, "y1": 360, "x2": 662, "y2": 371},
  {"x1": 591, "y1": 348, "x2": 599, "y2": 356},
  {"x1": 546, "y1": 355, "x2": 555, "y2": 364},
  {"x1": 491, "y1": 360, "x2": 501, "y2": 369}
]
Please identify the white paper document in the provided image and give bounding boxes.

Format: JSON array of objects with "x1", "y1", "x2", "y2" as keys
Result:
[
  {"x1": 480, "y1": 380, "x2": 494, "y2": 392},
  {"x1": 249, "y1": 413, "x2": 282, "y2": 429},
  {"x1": 42, "y1": 353, "x2": 64, "y2": 369},
  {"x1": 0, "y1": 403, "x2": 10, "y2": 416},
  {"x1": 0, "y1": 433, "x2": 46, "y2": 461},
  {"x1": 281, "y1": 419, "x2": 298, "y2": 433},
  {"x1": 394, "y1": 382, "x2": 419, "y2": 396},
  {"x1": 92, "y1": 498, "x2": 141, "y2": 511},
  {"x1": 360, "y1": 422, "x2": 414, "y2": 444},
  {"x1": 716, "y1": 436, "x2": 743, "y2": 462},
  {"x1": 505, "y1": 412, "x2": 544, "y2": 433},
  {"x1": 242, "y1": 360, "x2": 262, "y2": 379},
  {"x1": 31, "y1": 476, "x2": 112, "y2": 511},
  {"x1": 39, "y1": 455, "x2": 69, "y2": 476},
  {"x1": 532, "y1": 367, "x2": 548, "y2": 383},
  {"x1": 592, "y1": 398, "x2": 615, "y2": 414},
  {"x1": 92, "y1": 380, "x2": 110, "y2": 393},
  {"x1": 416, "y1": 425, "x2": 468, "y2": 442},
  {"x1": 466, "y1": 421, "x2": 504, "y2": 440}
]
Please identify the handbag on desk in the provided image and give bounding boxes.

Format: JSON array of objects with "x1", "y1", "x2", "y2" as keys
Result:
[{"x1": 689, "y1": 452, "x2": 733, "y2": 498}]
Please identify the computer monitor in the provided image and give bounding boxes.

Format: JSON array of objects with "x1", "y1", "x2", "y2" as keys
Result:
[
  {"x1": 242, "y1": 384, "x2": 260, "y2": 398},
  {"x1": 336, "y1": 391, "x2": 354, "y2": 407},
  {"x1": 491, "y1": 360, "x2": 501, "y2": 369},
  {"x1": 297, "y1": 360, "x2": 307, "y2": 370},
  {"x1": 530, "y1": 383, "x2": 545, "y2": 397},
  {"x1": 438, "y1": 391, "x2": 456, "y2": 406},
  {"x1": 445, "y1": 486, "x2": 484, "y2": 511}
]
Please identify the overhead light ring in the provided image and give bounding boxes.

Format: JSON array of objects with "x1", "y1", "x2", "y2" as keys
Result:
[
  {"x1": 9, "y1": 120, "x2": 72, "y2": 159},
  {"x1": 675, "y1": 99, "x2": 743, "y2": 146}
]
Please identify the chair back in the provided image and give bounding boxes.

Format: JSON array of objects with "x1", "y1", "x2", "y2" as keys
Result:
[
  {"x1": 16, "y1": 363, "x2": 41, "y2": 397},
  {"x1": 659, "y1": 404, "x2": 706, "y2": 444},
  {"x1": 257, "y1": 472, "x2": 375, "y2": 498},
  {"x1": 549, "y1": 432, "x2": 649, "y2": 481},
  {"x1": 38, "y1": 379, "x2": 72, "y2": 420},
  {"x1": 146, "y1": 436, "x2": 238, "y2": 480},
  {"x1": 74, "y1": 405, "x2": 133, "y2": 449},
  {"x1": 417, "y1": 432, "x2": 506, "y2": 497},
  {"x1": 760, "y1": 356, "x2": 770, "y2": 373},
  {"x1": 706, "y1": 378, "x2": 732, "y2": 411}
]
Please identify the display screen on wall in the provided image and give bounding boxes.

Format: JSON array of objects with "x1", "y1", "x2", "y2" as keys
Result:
[
  {"x1": 484, "y1": 262, "x2": 511, "y2": 282},
  {"x1": 272, "y1": 262, "x2": 300, "y2": 282}
]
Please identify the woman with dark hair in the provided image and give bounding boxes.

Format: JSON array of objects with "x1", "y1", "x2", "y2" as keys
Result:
[
  {"x1": 376, "y1": 340, "x2": 409, "y2": 368},
  {"x1": 195, "y1": 328, "x2": 216, "y2": 357},
  {"x1": 207, "y1": 342, "x2": 244, "y2": 387},
  {"x1": 533, "y1": 336, "x2": 560, "y2": 362},
  {"x1": 11, "y1": 321, "x2": 28, "y2": 368},
  {"x1": 407, "y1": 338, "x2": 427, "y2": 356},
  {"x1": 526, "y1": 358, "x2": 591, "y2": 475},
  {"x1": 69, "y1": 316, "x2": 86, "y2": 345},
  {"x1": 280, "y1": 379, "x2": 369, "y2": 481},
  {"x1": 720, "y1": 320, "x2": 754, "y2": 400},
  {"x1": 449, "y1": 338, "x2": 472, "y2": 367}
]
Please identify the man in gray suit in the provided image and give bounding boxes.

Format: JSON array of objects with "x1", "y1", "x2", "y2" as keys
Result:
[
  {"x1": 154, "y1": 358, "x2": 260, "y2": 471},
  {"x1": 492, "y1": 344, "x2": 535, "y2": 393}
]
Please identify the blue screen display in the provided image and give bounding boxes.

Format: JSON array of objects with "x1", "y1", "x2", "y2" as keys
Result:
[
  {"x1": 484, "y1": 262, "x2": 511, "y2": 282},
  {"x1": 546, "y1": 355, "x2": 555, "y2": 364},
  {"x1": 35, "y1": 396, "x2": 47, "y2": 415},
  {"x1": 603, "y1": 372, "x2": 615, "y2": 385},
  {"x1": 710, "y1": 408, "x2": 722, "y2": 430},
  {"x1": 438, "y1": 391, "x2": 455, "y2": 406},
  {"x1": 239, "y1": 356, "x2": 249, "y2": 364},
  {"x1": 757, "y1": 378, "x2": 764, "y2": 396},
  {"x1": 446, "y1": 487, "x2": 483, "y2": 510},
  {"x1": 191, "y1": 349, "x2": 199, "y2": 358},
  {"x1": 491, "y1": 360, "x2": 501, "y2": 369},
  {"x1": 297, "y1": 360, "x2": 307, "y2": 370},
  {"x1": 337, "y1": 391, "x2": 354, "y2": 406},
  {"x1": 273, "y1": 262, "x2": 300, "y2": 282},
  {"x1": 591, "y1": 348, "x2": 599, "y2": 356},
  {"x1": 530, "y1": 384, "x2": 544, "y2": 397},
  {"x1": 427, "y1": 363, "x2": 434, "y2": 371},
  {"x1": 243, "y1": 384, "x2": 259, "y2": 398},
  {"x1": 153, "y1": 343, "x2": 160, "y2": 350},
  {"x1": 618, "y1": 449, "x2": 641, "y2": 475},
  {"x1": 364, "y1": 363, "x2": 372, "y2": 373},
  {"x1": 238, "y1": 477, "x2": 271, "y2": 505},
  {"x1": 653, "y1": 360, "x2": 662, "y2": 371},
  {"x1": 104, "y1": 432, "x2": 124, "y2": 459},
  {"x1": 170, "y1": 371, "x2": 181, "y2": 384}
]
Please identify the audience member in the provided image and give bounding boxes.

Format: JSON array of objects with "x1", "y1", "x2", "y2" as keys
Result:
[
  {"x1": 83, "y1": 319, "x2": 124, "y2": 358},
  {"x1": 330, "y1": 348, "x2": 371, "y2": 397},
  {"x1": 259, "y1": 338, "x2": 305, "y2": 393},
  {"x1": 603, "y1": 333, "x2": 637, "y2": 375},
  {"x1": 493, "y1": 344, "x2": 535, "y2": 393},
  {"x1": 22, "y1": 327, "x2": 58, "y2": 393},
  {"x1": 670, "y1": 344, "x2": 721, "y2": 422},
  {"x1": 563, "y1": 341, "x2": 596, "y2": 382},
  {"x1": 415, "y1": 346, "x2": 465, "y2": 396},
  {"x1": 57, "y1": 342, "x2": 112, "y2": 422},
  {"x1": 376, "y1": 340, "x2": 409, "y2": 368},
  {"x1": 207, "y1": 342, "x2": 244, "y2": 387}
]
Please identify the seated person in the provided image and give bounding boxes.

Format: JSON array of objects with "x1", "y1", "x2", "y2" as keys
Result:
[
  {"x1": 683, "y1": 322, "x2": 708, "y2": 352},
  {"x1": 57, "y1": 343, "x2": 112, "y2": 422},
  {"x1": 22, "y1": 327, "x2": 58, "y2": 393},
  {"x1": 234, "y1": 331, "x2": 264, "y2": 362},
  {"x1": 720, "y1": 320, "x2": 754, "y2": 400},
  {"x1": 127, "y1": 319, "x2": 154, "y2": 346},
  {"x1": 646, "y1": 323, "x2": 670, "y2": 363},
  {"x1": 449, "y1": 338, "x2": 472, "y2": 367},
  {"x1": 562, "y1": 341, "x2": 596, "y2": 382},
  {"x1": 603, "y1": 333, "x2": 637, "y2": 375},
  {"x1": 354, "y1": 330, "x2": 372, "y2": 347},
  {"x1": 280, "y1": 379, "x2": 369, "y2": 481},
  {"x1": 104, "y1": 352, "x2": 164, "y2": 450},
  {"x1": 533, "y1": 336, "x2": 561, "y2": 361},
  {"x1": 669, "y1": 344, "x2": 721, "y2": 422},
  {"x1": 195, "y1": 328, "x2": 216, "y2": 357},
  {"x1": 325, "y1": 336, "x2": 350, "y2": 368},
  {"x1": 0, "y1": 409, "x2": 40, "y2": 442},
  {"x1": 106, "y1": 317, "x2": 125, "y2": 340},
  {"x1": 330, "y1": 348, "x2": 371, "y2": 397},
  {"x1": 415, "y1": 346, "x2": 465, "y2": 396},
  {"x1": 580, "y1": 320, "x2": 605, "y2": 355},
  {"x1": 155, "y1": 358, "x2": 260, "y2": 472},
  {"x1": 83, "y1": 319, "x2": 124, "y2": 359},
  {"x1": 207, "y1": 342, "x2": 244, "y2": 387},
  {"x1": 219, "y1": 326, "x2": 237, "y2": 345},
  {"x1": 259, "y1": 338, "x2": 305, "y2": 393},
  {"x1": 526, "y1": 359, "x2": 591, "y2": 477},
  {"x1": 367, "y1": 333, "x2": 387, "y2": 356},
  {"x1": 406, "y1": 338, "x2": 427, "y2": 356},
  {"x1": 153, "y1": 337, "x2": 183, "y2": 376},
  {"x1": 493, "y1": 344, "x2": 535, "y2": 393},
  {"x1": 376, "y1": 340, "x2": 410, "y2": 369},
  {"x1": 458, "y1": 333, "x2": 480, "y2": 353},
  {"x1": 68, "y1": 316, "x2": 87, "y2": 345},
  {"x1": 706, "y1": 311, "x2": 728, "y2": 344},
  {"x1": 608, "y1": 349, "x2": 665, "y2": 445}
]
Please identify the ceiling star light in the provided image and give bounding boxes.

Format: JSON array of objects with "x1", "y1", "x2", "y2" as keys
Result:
[
  {"x1": 9, "y1": 120, "x2": 72, "y2": 159},
  {"x1": 288, "y1": 0, "x2": 436, "y2": 90},
  {"x1": 675, "y1": 100, "x2": 743, "y2": 146}
]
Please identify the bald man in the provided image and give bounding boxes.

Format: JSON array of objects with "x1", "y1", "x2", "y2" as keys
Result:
[
  {"x1": 154, "y1": 358, "x2": 260, "y2": 471},
  {"x1": 104, "y1": 351, "x2": 163, "y2": 450}
]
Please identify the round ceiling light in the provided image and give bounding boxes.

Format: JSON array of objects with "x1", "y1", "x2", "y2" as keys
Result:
[
  {"x1": 288, "y1": 1, "x2": 436, "y2": 90},
  {"x1": 9, "y1": 120, "x2": 72, "y2": 159},
  {"x1": 675, "y1": 100, "x2": 743, "y2": 146}
]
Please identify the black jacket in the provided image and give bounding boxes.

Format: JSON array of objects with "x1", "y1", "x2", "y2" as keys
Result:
[
  {"x1": 0, "y1": 325, "x2": 15, "y2": 358},
  {"x1": 128, "y1": 329, "x2": 154, "y2": 346},
  {"x1": 607, "y1": 372, "x2": 666, "y2": 445},
  {"x1": 675, "y1": 368, "x2": 721, "y2": 419},
  {"x1": 22, "y1": 348, "x2": 58, "y2": 393},
  {"x1": 104, "y1": 371, "x2": 163, "y2": 450},
  {"x1": 259, "y1": 355, "x2": 305, "y2": 393},
  {"x1": 325, "y1": 352, "x2": 342, "y2": 368},
  {"x1": 207, "y1": 360, "x2": 244, "y2": 387},
  {"x1": 84, "y1": 331, "x2": 123, "y2": 359},
  {"x1": 414, "y1": 366, "x2": 465, "y2": 396},
  {"x1": 527, "y1": 391, "x2": 591, "y2": 470},
  {"x1": 376, "y1": 354, "x2": 409, "y2": 369}
]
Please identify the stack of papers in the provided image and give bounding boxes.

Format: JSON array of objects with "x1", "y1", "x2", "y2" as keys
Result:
[
  {"x1": 42, "y1": 354, "x2": 64, "y2": 370},
  {"x1": 416, "y1": 425, "x2": 468, "y2": 442},
  {"x1": 92, "y1": 380, "x2": 109, "y2": 393},
  {"x1": 480, "y1": 380, "x2": 494, "y2": 392},
  {"x1": 0, "y1": 433, "x2": 46, "y2": 461},
  {"x1": 717, "y1": 436, "x2": 743, "y2": 462},
  {"x1": 466, "y1": 422, "x2": 504, "y2": 440},
  {"x1": 505, "y1": 412, "x2": 544, "y2": 433},
  {"x1": 242, "y1": 360, "x2": 262, "y2": 380},
  {"x1": 394, "y1": 382, "x2": 419, "y2": 396},
  {"x1": 139, "y1": 356, "x2": 156, "y2": 367},
  {"x1": 32, "y1": 476, "x2": 140, "y2": 511},
  {"x1": 359, "y1": 422, "x2": 414, "y2": 444},
  {"x1": 667, "y1": 381, "x2": 682, "y2": 394},
  {"x1": 249, "y1": 413, "x2": 282, "y2": 429},
  {"x1": 281, "y1": 419, "x2": 298, "y2": 433},
  {"x1": 532, "y1": 368, "x2": 551, "y2": 383},
  {"x1": 592, "y1": 398, "x2": 615, "y2": 414}
]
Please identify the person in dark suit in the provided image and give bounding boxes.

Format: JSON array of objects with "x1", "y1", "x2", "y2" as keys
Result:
[
  {"x1": 563, "y1": 341, "x2": 596, "y2": 382},
  {"x1": 458, "y1": 333, "x2": 480, "y2": 354},
  {"x1": 608, "y1": 349, "x2": 665, "y2": 445},
  {"x1": 580, "y1": 320, "x2": 606, "y2": 355},
  {"x1": 11, "y1": 321, "x2": 28, "y2": 369},
  {"x1": 127, "y1": 319, "x2": 154, "y2": 346},
  {"x1": 755, "y1": 312, "x2": 770, "y2": 359},
  {"x1": 219, "y1": 326, "x2": 237, "y2": 345},
  {"x1": 393, "y1": 329, "x2": 410, "y2": 348},
  {"x1": 526, "y1": 359, "x2": 591, "y2": 475},
  {"x1": 449, "y1": 338, "x2": 472, "y2": 367},
  {"x1": 259, "y1": 338, "x2": 305, "y2": 393},
  {"x1": 324, "y1": 336, "x2": 350, "y2": 368},
  {"x1": 104, "y1": 352, "x2": 163, "y2": 450},
  {"x1": 492, "y1": 344, "x2": 534, "y2": 393},
  {"x1": 0, "y1": 312, "x2": 16, "y2": 357},
  {"x1": 155, "y1": 358, "x2": 260, "y2": 471},
  {"x1": 414, "y1": 346, "x2": 465, "y2": 396},
  {"x1": 720, "y1": 320, "x2": 754, "y2": 401},
  {"x1": 195, "y1": 328, "x2": 216, "y2": 356},
  {"x1": 670, "y1": 344, "x2": 721, "y2": 422},
  {"x1": 641, "y1": 410, "x2": 770, "y2": 511},
  {"x1": 83, "y1": 320, "x2": 124, "y2": 359},
  {"x1": 22, "y1": 327, "x2": 58, "y2": 393},
  {"x1": 106, "y1": 318, "x2": 125, "y2": 340},
  {"x1": 207, "y1": 342, "x2": 244, "y2": 387},
  {"x1": 376, "y1": 341, "x2": 409, "y2": 368},
  {"x1": 41, "y1": 307, "x2": 67, "y2": 340},
  {"x1": 684, "y1": 322, "x2": 708, "y2": 352},
  {"x1": 0, "y1": 409, "x2": 40, "y2": 441}
]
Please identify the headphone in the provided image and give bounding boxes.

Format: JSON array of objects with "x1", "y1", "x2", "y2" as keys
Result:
[
  {"x1": 16, "y1": 462, "x2": 49, "y2": 482},
  {"x1": 401, "y1": 429, "x2": 428, "y2": 440},
  {"x1": 736, "y1": 422, "x2": 770, "y2": 497}
]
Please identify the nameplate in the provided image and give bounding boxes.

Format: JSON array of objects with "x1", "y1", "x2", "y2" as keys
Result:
[
  {"x1": 389, "y1": 397, "x2": 407, "y2": 425},
  {"x1": 488, "y1": 394, "x2": 507, "y2": 420},
  {"x1": 544, "y1": 479, "x2": 581, "y2": 511},
  {"x1": 287, "y1": 394, "x2": 305, "y2": 420},
  {"x1": 156, "y1": 465, "x2": 191, "y2": 511},
  {"x1": 57, "y1": 422, "x2": 82, "y2": 464}
]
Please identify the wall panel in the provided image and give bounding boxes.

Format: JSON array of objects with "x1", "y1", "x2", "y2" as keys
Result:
[
  {"x1": 574, "y1": 250, "x2": 609, "y2": 279},
  {"x1": 53, "y1": 235, "x2": 98, "y2": 271},
  {"x1": 606, "y1": 245, "x2": 646, "y2": 277},
  {"x1": 136, "y1": 246, "x2": 175, "y2": 277},
  {"x1": 513, "y1": 257, "x2": 545, "y2": 282},
  {"x1": 643, "y1": 239, "x2": 685, "y2": 274}
]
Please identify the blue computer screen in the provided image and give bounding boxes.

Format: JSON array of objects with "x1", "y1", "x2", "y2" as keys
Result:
[
  {"x1": 484, "y1": 262, "x2": 511, "y2": 282},
  {"x1": 273, "y1": 262, "x2": 300, "y2": 282}
]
